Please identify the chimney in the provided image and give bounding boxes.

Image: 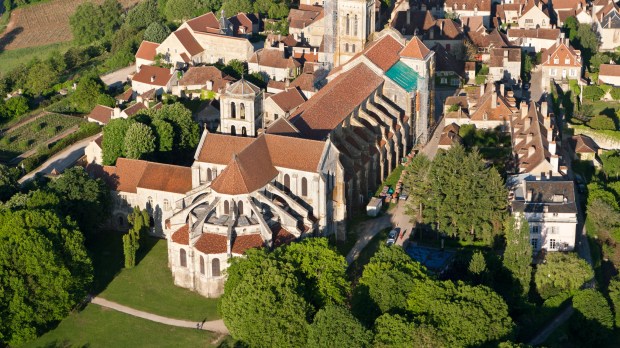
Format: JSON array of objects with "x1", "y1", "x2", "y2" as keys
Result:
[
  {"x1": 480, "y1": 84, "x2": 485, "y2": 97},
  {"x1": 547, "y1": 124, "x2": 554, "y2": 142},
  {"x1": 150, "y1": 75, "x2": 156, "y2": 83},
  {"x1": 550, "y1": 155, "x2": 559, "y2": 173},
  {"x1": 541, "y1": 101, "x2": 548, "y2": 117},
  {"x1": 549, "y1": 141, "x2": 557, "y2": 154},
  {"x1": 521, "y1": 101, "x2": 529, "y2": 118},
  {"x1": 500, "y1": 83, "x2": 505, "y2": 96},
  {"x1": 492, "y1": 86, "x2": 497, "y2": 109},
  {"x1": 526, "y1": 188, "x2": 533, "y2": 201},
  {"x1": 113, "y1": 107, "x2": 121, "y2": 119},
  {"x1": 278, "y1": 42, "x2": 285, "y2": 51},
  {"x1": 207, "y1": 80, "x2": 213, "y2": 90}
]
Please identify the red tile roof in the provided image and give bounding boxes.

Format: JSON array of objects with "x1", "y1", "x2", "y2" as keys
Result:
[
  {"x1": 599, "y1": 64, "x2": 620, "y2": 77},
  {"x1": 268, "y1": 87, "x2": 306, "y2": 113},
  {"x1": 363, "y1": 34, "x2": 404, "y2": 71},
  {"x1": 88, "y1": 105, "x2": 114, "y2": 124},
  {"x1": 196, "y1": 133, "x2": 254, "y2": 164},
  {"x1": 102, "y1": 158, "x2": 191, "y2": 194},
  {"x1": 265, "y1": 117, "x2": 300, "y2": 136},
  {"x1": 272, "y1": 224, "x2": 296, "y2": 248},
  {"x1": 232, "y1": 233, "x2": 264, "y2": 254},
  {"x1": 249, "y1": 48, "x2": 302, "y2": 70},
  {"x1": 291, "y1": 64, "x2": 384, "y2": 140},
  {"x1": 133, "y1": 65, "x2": 173, "y2": 86},
  {"x1": 179, "y1": 66, "x2": 236, "y2": 92},
  {"x1": 194, "y1": 233, "x2": 227, "y2": 254},
  {"x1": 171, "y1": 224, "x2": 189, "y2": 245},
  {"x1": 135, "y1": 41, "x2": 160, "y2": 61},
  {"x1": 400, "y1": 37, "x2": 431, "y2": 60},
  {"x1": 186, "y1": 12, "x2": 220, "y2": 33},
  {"x1": 173, "y1": 28, "x2": 203, "y2": 56},
  {"x1": 123, "y1": 102, "x2": 148, "y2": 117}
]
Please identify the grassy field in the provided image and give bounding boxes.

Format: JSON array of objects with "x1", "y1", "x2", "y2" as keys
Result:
[
  {"x1": 0, "y1": 112, "x2": 83, "y2": 161},
  {"x1": 21, "y1": 304, "x2": 220, "y2": 348},
  {"x1": 0, "y1": 41, "x2": 73, "y2": 73},
  {"x1": 92, "y1": 232, "x2": 221, "y2": 322}
]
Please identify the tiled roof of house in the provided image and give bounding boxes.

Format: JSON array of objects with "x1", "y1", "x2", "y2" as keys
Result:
[
  {"x1": 133, "y1": 65, "x2": 173, "y2": 86},
  {"x1": 489, "y1": 47, "x2": 521, "y2": 67},
  {"x1": 173, "y1": 28, "x2": 204, "y2": 56},
  {"x1": 553, "y1": 0, "x2": 586, "y2": 10},
  {"x1": 363, "y1": 34, "x2": 404, "y2": 71},
  {"x1": 291, "y1": 64, "x2": 384, "y2": 140},
  {"x1": 599, "y1": 63, "x2": 620, "y2": 77},
  {"x1": 248, "y1": 48, "x2": 302, "y2": 70},
  {"x1": 229, "y1": 12, "x2": 258, "y2": 35},
  {"x1": 466, "y1": 28, "x2": 510, "y2": 49},
  {"x1": 570, "y1": 134, "x2": 598, "y2": 153},
  {"x1": 540, "y1": 40, "x2": 582, "y2": 67},
  {"x1": 469, "y1": 83, "x2": 517, "y2": 121},
  {"x1": 445, "y1": 0, "x2": 492, "y2": 11},
  {"x1": 265, "y1": 117, "x2": 300, "y2": 136},
  {"x1": 390, "y1": 10, "x2": 436, "y2": 36},
  {"x1": 194, "y1": 233, "x2": 227, "y2": 254},
  {"x1": 511, "y1": 101, "x2": 553, "y2": 174},
  {"x1": 178, "y1": 66, "x2": 235, "y2": 92},
  {"x1": 116, "y1": 88, "x2": 134, "y2": 102},
  {"x1": 400, "y1": 36, "x2": 431, "y2": 59},
  {"x1": 268, "y1": 87, "x2": 306, "y2": 113},
  {"x1": 88, "y1": 105, "x2": 114, "y2": 124},
  {"x1": 135, "y1": 41, "x2": 160, "y2": 61},
  {"x1": 438, "y1": 123, "x2": 463, "y2": 146},
  {"x1": 171, "y1": 224, "x2": 189, "y2": 245},
  {"x1": 94, "y1": 135, "x2": 103, "y2": 148},
  {"x1": 507, "y1": 28, "x2": 560, "y2": 41},
  {"x1": 288, "y1": 7, "x2": 324, "y2": 29},
  {"x1": 122, "y1": 102, "x2": 148, "y2": 117},
  {"x1": 101, "y1": 158, "x2": 191, "y2": 194},
  {"x1": 196, "y1": 132, "x2": 254, "y2": 164},
  {"x1": 231, "y1": 233, "x2": 264, "y2": 254},
  {"x1": 186, "y1": 12, "x2": 221, "y2": 33}
]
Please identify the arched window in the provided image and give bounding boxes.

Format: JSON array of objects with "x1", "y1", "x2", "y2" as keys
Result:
[
  {"x1": 147, "y1": 196, "x2": 153, "y2": 208},
  {"x1": 346, "y1": 14, "x2": 350, "y2": 35},
  {"x1": 354, "y1": 15, "x2": 358, "y2": 36},
  {"x1": 238, "y1": 200, "x2": 244, "y2": 215},
  {"x1": 207, "y1": 168, "x2": 212, "y2": 181},
  {"x1": 301, "y1": 177, "x2": 308, "y2": 196},
  {"x1": 242, "y1": 127, "x2": 247, "y2": 137},
  {"x1": 180, "y1": 249, "x2": 187, "y2": 267},
  {"x1": 163, "y1": 199, "x2": 171, "y2": 211},
  {"x1": 200, "y1": 255, "x2": 205, "y2": 275},
  {"x1": 240, "y1": 103, "x2": 246, "y2": 119},
  {"x1": 231, "y1": 125, "x2": 236, "y2": 136},
  {"x1": 352, "y1": 44, "x2": 356, "y2": 52},
  {"x1": 345, "y1": 43, "x2": 349, "y2": 52},
  {"x1": 230, "y1": 102, "x2": 236, "y2": 118},
  {"x1": 212, "y1": 258, "x2": 221, "y2": 277},
  {"x1": 284, "y1": 174, "x2": 290, "y2": 190},
  {"x1": 224, "y1": 200, "x2": 230, "y2": 215}
]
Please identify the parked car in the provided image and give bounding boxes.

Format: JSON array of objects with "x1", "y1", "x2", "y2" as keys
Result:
[
  {"x1": 399, "y1": 190, "x2": 409, "y2": 200},
  {"x1": 386, "y1": 228, "x2": 399, "y2": 246}
]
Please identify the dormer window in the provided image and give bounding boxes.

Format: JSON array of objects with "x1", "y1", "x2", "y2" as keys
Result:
[
  {"x1": 462, "y1": 4, "x2": 466, "y2": 10},
  {"x1": 564, "y1": 57, "x2": 570, "y2": 64},
  {"x1": 553, "y1": 57, "x2": 559, "y2": 64}
]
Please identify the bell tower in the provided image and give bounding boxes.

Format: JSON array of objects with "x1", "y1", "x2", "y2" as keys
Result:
[{"x1": 334, "y1": 0, "x2": 376, "y2": 66}]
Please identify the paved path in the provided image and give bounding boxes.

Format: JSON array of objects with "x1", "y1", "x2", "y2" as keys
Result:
[
  {"x1": 528, "y1": 305, "x2": 575, "y2": 346},
  {"x1": 91, "y1": 297, "x2": 229, "y2": 334},
  {"x1": 345, "y1": 201, "x2": 414, "y2": 264},
  {"x1": 100, "y1": 65, "x2": 135, "y2": 88},
  {"x1": 420, "y1": 115, "x2": 444, "y2": 160},
  {"x1": 19, "y1": 133, "x2": 101, "y2": 183}
]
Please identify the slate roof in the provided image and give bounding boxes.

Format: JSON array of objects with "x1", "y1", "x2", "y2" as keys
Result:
[{"x1": 512, "y1": 180, "x2": 577, "y2": 214}]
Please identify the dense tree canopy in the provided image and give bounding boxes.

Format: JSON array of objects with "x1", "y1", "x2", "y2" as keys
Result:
[
  {"x1": 123, "y1": 122, "x2": 156, "y2": 159},
  {"x1": 571, "y1": 289, "x2": 614, "y2": 346},
  {"x1": 70, "y1": 0, "x2": 123, "y2": 44},
  {"x1": 502, "y1": 216, "x2": 532, "y2": 297},
  {"x1": 102, "y1": 118, "x2": 133, "y2": 165},
  {"x1": 149, "y1": 103, "x2": 200, "y2": 150},
  {"x1": 404, "y1": 145, "x2": 507, "y2": 243},
  {"x1": 126, "y1": 0, "x2": 162, "y2": 29},
  {"x1": 144, "y1": 22, "x2": 171, "y2": 43},
  {"x1": 534, "y1": 252, "x2": 593, "y2": 299},
  {"x1": 307, "y1": 304, "x2": 372, "y2": 348},
  {"x1": 163, "y1": 0, "x2": 221, "y2": 21},
  {"x1": 0, "y1": 164, "x2": 19, "y2": 202},
  {"x1": 0, "y1": 209, "x2": 93, "y2": 345}
]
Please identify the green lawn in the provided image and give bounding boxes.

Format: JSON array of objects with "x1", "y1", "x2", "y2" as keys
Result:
[
  {"x1": 21, "y1": 304, "x2": 219, "y2": 348},
  {"x1": 0, "y1": 41, "x2": 74, "y2": 74},
  {"x1": 0, "y1": 113, "x2": 83, "y2": 161},
  {"x1": 94, "y1": 233, "x2": 220, "y2": 322}
]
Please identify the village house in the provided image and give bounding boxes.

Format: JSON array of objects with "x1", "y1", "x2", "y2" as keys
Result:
[
  {"x1": 552, "y1": 0, "x2": 590, "y2": 26},
  {"x1": 288, "y1": 5, "x2": 325, "y2": 47},
  {"x1": 444, "y1": 82, "x2": 518, "y2": 129},
  {"x1": 437, "y1": 123, "x2": 463, "y2": 149},
  {"x1": 569, "y1": 134, "x2": 600, "y2": 162},
  {"x1": 433, "y1": 44, "x2": 465, "y2": 87},
  {"x1": 592, "y1": 0, "x2": 620, "y2": 51},
  {"x1": 87, "y1": 105, "x2": 121, "y2": 125},
  {"x1": 135, "y1": 41, "x2": 160, "y2": 72},
  {"x1": 510, "y1": 178, "x2": 578, "y2": 253},
  {"x1": 131, "y1": 65, "x2": 177, "y2": 95},
  {"x1": 390, "y1": 10, "x2": 464, "y2": 57},
  {"x1": 263, "y1": 87, "x2": 307, "y2": 127},
  {"x1": 516, "y1": 0, "x2": 551, "y2": 29},
  {"x1": 266, "y1": 64, "x2": 326, "y2": 99},
  {"x1": 444, "y1": 0, "x2": 492, "y2": 28},
  {"x1": 172, "y1": 66, "x2": 236, "y2": 99},
  {"x1": 228, "y1": 12, "x2": 260, "y2": 37},
  {"x1": 463, "y1": 22, "x2": 511, "y2": 63},
  {"x1": 248, "y1": 47, "x2": 303, "y2": 82},
  {"x1": 488, "y1": 47, "x2": 522, "y2": 87},
  {"x1": 598, "y1": 63, "x2": 620, "y2": 86},
  {"x1": 540, "y1": 35, "x2": 583, "y2": 87},
  {"x1": 506, "y1": 28, "x2": 561, "y2": 53}
]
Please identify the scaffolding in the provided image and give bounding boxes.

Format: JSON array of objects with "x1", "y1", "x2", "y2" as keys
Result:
[
  {"x1": 324, "y1": 0, "x2": 338, "y2": 70},
  {"x1": 415, "y1": 75, "x2": 430, "y2": 145}
]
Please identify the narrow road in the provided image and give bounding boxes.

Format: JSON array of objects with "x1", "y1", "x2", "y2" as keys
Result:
[
  {"x1": 345, "y1": 200, "x2": 414, "y2": 264},
  {"x1": 18, "y1": 133, "x2": 101, "y2": 183},
  {"x1": 100, "y1": 65, "x2": 135, "y2": 88},
  {"x1": 91, "y1": 297, "x2": 229, "y2": 334}
]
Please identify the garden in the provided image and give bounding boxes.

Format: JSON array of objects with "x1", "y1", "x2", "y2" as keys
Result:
[{"x1": 0, "y1": 112, "x2": 83, "y2": 162}]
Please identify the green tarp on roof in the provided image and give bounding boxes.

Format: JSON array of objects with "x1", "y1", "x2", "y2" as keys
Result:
[{"x1": 385, "y1": 61, "x2": 419, "y2": 92}]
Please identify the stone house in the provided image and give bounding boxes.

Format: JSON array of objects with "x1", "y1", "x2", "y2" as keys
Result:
[
  {"x1": 510, "y1": 178, "x2": 577, "y2": 253},
  {"x1": 569, "y1": 134, "x2": 600, "y2": 162},
  {"x1": 248, "y1": 47, "x2": 303, "y2": 82},
  {"x1": 172, "y1": 66, "x2": 236, "y2": 99},
  {"x1": 85, "y1": 135, "x2": 103, "y2": 165},
  {"x1": 131, "y1": 65, "x2": 177, "y2": 95},
  {"x1": 445, "y1": 82, "x2": 517, "y2": 129},
  {"x1": 219, "y1": 79, "x2": 263, "y2": 137},
  {"x1": 540, "y1": 36, "x2": 582, "y2": 87},
  {"x1": 488, "y1": 47, "x2": 522, "y2": 87},
  {"x1": 444, "y1": 0, "x2": 492, "y2": 28},
  {"x1": 437, "y1": 123, "x2": 463, "y2": 149},
  {"x1": 506, "y1": 28, "x2": 561, "y2": 53},
  {"x1": 156, "y1": 28, "x2": 205, "y2": 68},
  {"x1": 135, "y1": 41, "x2": 160, "y2": 72},
  {"x1": 263, "y1": 87, "x2": 306, "y2": 127},
  {"x1": 592, "y1": 0, "x2": 620, "y2": 51},
  {"x1": 598, "y1": 63, "x2": 620, "y2": 86},
  {"x1": 390, "y1": 10, "x2": 464, "y2": 57},
  {"x1": 87, "y1": 105, "x2": 121, "y2": 125},
  {"x1": 288, "y1": 5, "x2": 325, "y2": 47},
  {"x1": 433, "y1": 43, "x2": 464, "y2": 87},
  {"x1": 516, "y1": 0, "x2": 551, "y2": 29},
  {"x1": 553, "y1": 0, "x2": 590, "y2": 26}
]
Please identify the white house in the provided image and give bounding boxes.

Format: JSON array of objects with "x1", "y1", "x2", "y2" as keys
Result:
[
  {"x1": 444, "y1": 0, "x2": 492, "y2": 28},
  {"x1": 510, "y1": 178, "x2": 577, "y2": 253},
  {"x1": 131, "y1": 65, "x2": 177, "y2": 95},
  {"x1": 507, "y1": 28, "x2": 561, "y2": 53},
  {"x1": 248, "y1": 47, "x2": 302, "y2": 82},
  {"x1": 135, "y1": 41, "x2": 160, "y2": 72},
  {"x1": 598, "y1": 63, "x2": 620, "y2": 86},
  {"x1": 263, "y1": 87, "x2": 306, "y2": 127},
  {"x1": 517, "y1": 0, "x2": 551, "y2": 29}
]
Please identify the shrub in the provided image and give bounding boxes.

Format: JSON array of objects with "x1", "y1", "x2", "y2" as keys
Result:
[
  {"x1": 535, "y1": 252, "x2": 593, "y2": 300},
  {"x1": 583, "y1": 86, "x2": 605, "y2": 101},
  {"x1": 571, "y1": 289, "x2": 614, "y2": 346},
  {"x1": 611, "y1": 87, "x2": 620, "y2": 100},
  {"x1": 588, "y1": 115, "x2": 617, "y2": 130}
]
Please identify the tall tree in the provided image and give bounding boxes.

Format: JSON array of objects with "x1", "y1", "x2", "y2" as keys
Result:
[
  {"x1": 126, "y1": 0, "x2": 162, "y2": 29},
  {"x1": 534, "y1": 252, "x2": 593, "y2": 299},
  {"x1": 151, "y1": 103, "x2": 200, "y2": 150},
  {"x1": 102, "y1": 118, "x2": 133, "y2": 165},
  {"x1": 306, "y1": 304, "x2": 372, "y2": 348},
  {"x1": 0, "y1": 209, "x2": 93, "y2": 345},
  {"x1": 571, "y1": 289, "x2": 614, "y2": 346},
  {"x1": 70, "y1": 74, "x2": 108, "y2": 113},
  {"x1": 152, "y1": 118, "x2": 174, "y2": 152},
  {"x1": 123, "y1": 122, "x2": 156, "y2": 159},
  {"x1": 468, "y1": 251, "x2": 487, "y2": 279},
  {"x1": 143, "y1": 22, "x2": 171, "y2": 43},
  {"x1": 0, "y1": 164, "x2": 19, "y2": 202},
  {"x1": 403, "y1": 154, "x2": 432, "y2": 221},
  {"x1": 608, "y1": 276, "x2": 620, "y2": 327},
  {"x1": 502, "y1": 216, "x2": 532, "y2": 297}
]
